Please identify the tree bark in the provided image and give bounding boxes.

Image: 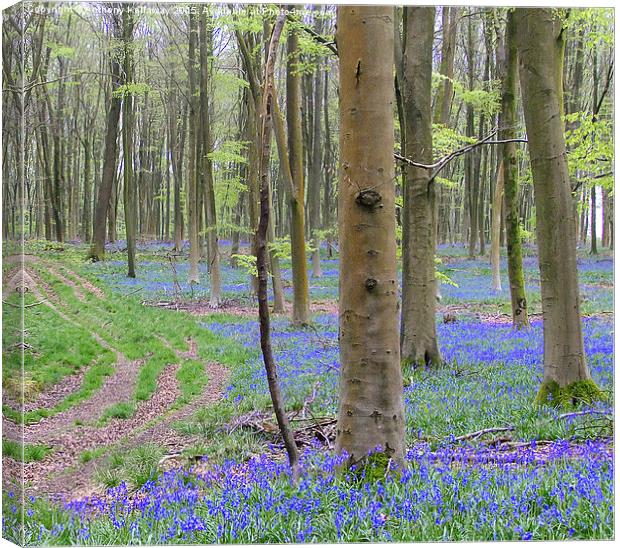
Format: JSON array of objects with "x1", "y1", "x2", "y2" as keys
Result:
[
  {"x1": 490, "y1": 161, "x2": 503, "y2": 293},
  {"x1": 256, "y1": 12, "x2": 299, "y2": 481},
  {"x1": 465, "y1": 15, "x2": 478, "y2": 258},
  {"x1": 187, "y1": 12, "x2": 200, "y2": 284},
  {"x1": 199, "y1": 9, "x2": 221, "y2": 305},
  {"x1": 81, "y1": 133, "x2": 92, "y2": 243},
  {"x1": 336, "y1": 5, "x2": 406, "y2": 467},
  {"x1": 433, "y1": 7, "x2": 459, "y2": 126},
  {"x1": 122, "y1": 5, "x2": 136, "y2": 278},
  {"x1": 89, "y1": 15, "x2": 122, "y2": 261},
  {"x1": 400, "y1": 7, "x2": 442, "y2": 367},
  {"x1": 286, "y1": 27, "x2": 310, "y2": 324},
  {"x1": 515, "y1": 8, "x2": 600, "y2": 403},
  {"x1": 308, "y1": 25, "x2": 323, "y2": 278},
  {"x1": 501, "y1": 10, "x2": 529, "y2": 329}
]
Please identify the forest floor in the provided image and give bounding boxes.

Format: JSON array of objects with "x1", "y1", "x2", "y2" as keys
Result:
[{"x1": 1, "y1": 239, "x2": 614, "y2": 543}]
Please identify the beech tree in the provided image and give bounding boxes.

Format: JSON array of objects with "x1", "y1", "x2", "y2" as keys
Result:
[
  {"x1": 336, "y1": 5, "x2": 405, "y2": 467},
  {"x1": 187, "y1": 11, "x2": 200, "y2": 284},
  {"x1": 88, "y1": 12, "x2": 122, "y2": 262},
  {"x1": 286, "y1": 26, "x2": 311, "y2": 324},
  {"x1": 122, "y1": 4, "x2": 136, "y2": 278},
  {"x1": 515, "y1": 8, "x2": 604, "y2": 404},
  {"x1": 500, "y1": 10, "x2": 529, "y2": 328},
  {"x1": 399, "y1": 6, "x2": 442, "y2": 367}
]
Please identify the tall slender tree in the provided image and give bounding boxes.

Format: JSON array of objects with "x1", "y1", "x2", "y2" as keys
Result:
[
  {"x1": 198, "y1": 8, "x2": 221, "y2": 305},
  {"x1": 336, "y1": 5, "x2": 405, "y2": 467},
  {"x1": 400, "y1": 7, "x2": 442, "y2": 367},
  {"x1": 501, "y1": 10, "x2": 529, "y2": 328},
  {"x1": 88, "y1": 12, "x2": 122, "y2": 262},
  {"x1": 187, "y1": 12, "x2": 200, "y2": 284},
  {"x1": 286, "y1": 26, "x2": 310, "y2": 324},
  {"x1": 122, "y1": 4, "x2": 136, "y2": 278},
  {"x1": 515, "y1": 8, "x2": 603, "y2": 404}
]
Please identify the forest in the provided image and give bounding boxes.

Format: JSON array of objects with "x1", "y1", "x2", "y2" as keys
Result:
[{"x1": 1, "y1": 1, "x2": 615, "y2": 545}]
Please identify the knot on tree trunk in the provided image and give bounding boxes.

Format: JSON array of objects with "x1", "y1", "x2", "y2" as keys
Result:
[
  {"x1": 365, "y1": 277, "x2": 378, "y2": 291},
  {"x1": 355, "y1": 189, "x2": 382, "y2": 209}
]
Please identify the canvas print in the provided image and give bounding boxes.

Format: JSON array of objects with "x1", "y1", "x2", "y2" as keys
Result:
[{"x1": 1, "y1": 0, "x2": 614, "y2": 545}]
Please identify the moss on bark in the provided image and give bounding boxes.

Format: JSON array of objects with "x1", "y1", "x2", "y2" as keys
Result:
[{"x1": 535, "y1": 379, "x2": 607, "y2": 408}]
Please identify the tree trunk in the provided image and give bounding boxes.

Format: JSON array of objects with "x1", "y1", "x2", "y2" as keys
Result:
[
  {"x1": 490, "y1": 160, "x2": 503, "y2": 292},
  {"x1": 515, "y1": 8, "x2": 602, "y2": 404},
  {"x1": 108, "y1": 171, "x2": 118, "y2": 243},
  {"x1": 433, "y1": 7, "x2": 459, "y2": 126},
  {"x1": 286, "y1": 28, "x2": 310, "y2": 324},
  {"x1": 255, "y1": 12, "x2": 299, "y2": 481},
  {"x1": 465, "y1": 16, "x2": 478, "y2": 258},
  {"x1": 187, "y1": 12, "x2": 200, "y2": 284},
  {"x1": 81, "y1": 133, "x2": 92, "y2": 243},
  {"x1": 501, "y1": 10, "x2": 529, "y2": 329},
  {"x1": 336, "y1": 5, "x2": 406, "y2": 467},
  {"x1": 199, "y1": 9, "x2": 221, "y2": 305},
  {"x1": 308, "y1": 39, "x2": 323, "y2": 278},
  {"x1": 590, "y1": 185, "x2": 598, "y2": 255},
  {"x1": 590, "y1": 48, "x2": 599, "y2": 255},
  {"x1": 400, "y1": 7, "x2": 442, "y2": 367},
  {"x1": 89, "y1": 24, "x2": 122, "y2": 261},
  {"x1": 122, "y1": 5, "x2": 136, "y2": 278}
]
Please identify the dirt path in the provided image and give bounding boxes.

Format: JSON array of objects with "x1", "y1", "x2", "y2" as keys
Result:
[
  {"x1": 34, "y1": 338, "x2": 229, "y2": 499},
  {"x1": 2, "y1": 256, "x2": 230, "y2": 500}
]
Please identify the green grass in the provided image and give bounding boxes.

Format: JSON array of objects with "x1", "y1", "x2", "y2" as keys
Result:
[
  {"x1": 17, "y1": 259, "x2": 247, "y2": 429},
  {"x1": 79, "y1": 446, "x2": 107, "y2": 464},
  {"x1": 2, "y1": 291, "x2": 108, "y2": 402},
  {"x1": 2, "y1": 439, "x2": 52, "y2": 462},
  {"x1": 99, "y1": 402, "x2": 136, "y2": 423},
  {"x1": 93, "y1": 443, "x2": 165, "y2": 490}
]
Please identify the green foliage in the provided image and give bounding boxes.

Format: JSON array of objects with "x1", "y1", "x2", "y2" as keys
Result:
[
  {"x1": 113, "y1": 82, "x2": 153, "y2": 98},
  {"x1": 47, "y1": 42, "x2": 75, "y2": 59},
  {"x1": 566, "y1": 8, "x2": 614, "y2": 47},
  {"x1": 231, "y1": 253, "x2": 257, "y2": 277},
  {"x1": 565, "y1": 111, "x2": 613, "y2": 191},
  {"x1": 432, "y1": 123, "x2": 476, "y2": 159},
  {"x1": 518, "y1": 220, "x2": 535, "y2": 243},
  {"x1": 435, "y1": 257, "x2": 458, "y2": 287},
  {"x1": 432, "y1": 74, "x2": 501, "y2": 117},
  {"x1": 268, "y1": 236, "x2": 292, "y2": 260}
]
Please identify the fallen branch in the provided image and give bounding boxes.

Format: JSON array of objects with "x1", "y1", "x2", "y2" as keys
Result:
[
  {"x1": 124, "y1": 287, "x2": 143, "y2": 296},
  {"x1": 451, "y1": 426, "x2": 515, "y2": 443},
  {"x1": 558, "y1": 409, "x2": 611, "y2": 421},
  {"x1": 2, "y1": 299, "x2": 47, "y2": 308}
]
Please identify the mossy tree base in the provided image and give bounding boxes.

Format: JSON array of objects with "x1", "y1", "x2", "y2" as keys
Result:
[
  {"x1": 535, "y1": 379, "x2": 607, "y2": 408},
  {"x1": 348, "y1": 450, "x2": 403, "y2": 483}
]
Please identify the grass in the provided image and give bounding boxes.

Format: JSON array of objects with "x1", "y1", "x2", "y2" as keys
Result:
[
  {"x1": 27, "y1": 261, "x2": 249, "y2": 423},
  {"x1": 2, "y1": 439, "x2": 52, "y2": 462},
  {"x1": 93, "y1": 443, "x2": 165, "y2": 491},
  {"x1": 2, "y1": 291, "x2": 108, "y2": 402},
  {"x1": 99, "y1": 402, "x2": 136, "y2": 423},
  {"x1": 79, "y1": 447, "x2": 107, "y2": 464},
  {"x1": 2, "y1": 354, "x2": 115, "y2": 425}
]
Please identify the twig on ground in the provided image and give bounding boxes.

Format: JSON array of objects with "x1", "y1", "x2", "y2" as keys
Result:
[
  {"x1": 451, "y1": 426, "x2": 515, "y2": 442},
  {"x1": 3, "y1": 299, "x2": 47, "y2": 308},
  {"x1": 557, "y1": 409, "x2": 611, "y2": 420}
]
